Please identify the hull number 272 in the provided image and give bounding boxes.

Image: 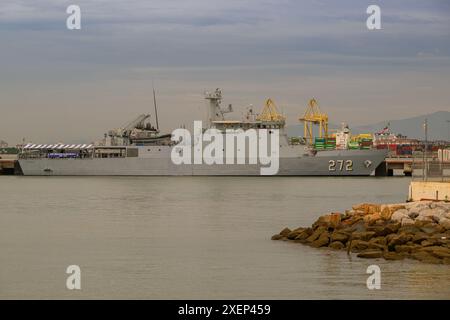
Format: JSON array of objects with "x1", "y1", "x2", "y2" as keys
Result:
[{"x1": 329, "y1": 160, "x2": 353, "y2": 171}]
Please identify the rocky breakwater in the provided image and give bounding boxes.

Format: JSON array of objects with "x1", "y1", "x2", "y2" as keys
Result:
[{"x1": 272, "y1": 201, "x2": 450, "y2": 264}]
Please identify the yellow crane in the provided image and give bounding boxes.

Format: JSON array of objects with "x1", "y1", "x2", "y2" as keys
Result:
[
  {"x1": 299, "y1": 98, "x2": 329, "y2": 145},
  {"x1": 257, "y1": 98, "x2": 285, "y2": 123}
]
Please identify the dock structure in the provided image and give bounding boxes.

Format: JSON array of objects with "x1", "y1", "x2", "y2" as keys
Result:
[
  {"x1": 375, "y1": 157, "x2": 414, "y2": 176},
  {"x1": 409, "y1": 181, "x2": 450, "y2": 201},
  {"x1": 376, "y1": 154, "x2": 450, "y2": 177},
  {"x1": 407, "y1": 154, "x2": 450, "y2": 201},
  {"x1": 0, "y1": 147, "x2": 19, "y2": 175}
]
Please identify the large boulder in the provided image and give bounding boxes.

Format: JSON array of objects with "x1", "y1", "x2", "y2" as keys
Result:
[
  {"x1": 287, "y1": 228, "x2": 305, "y2": 240},
  {"x1": 352, "y1": 203, "x2": 381, "y2": 215},
  {"x1": 406, "y1": 203, "x2": 430, "y2": 219},
  {"x1": 408, "y1": 210, "x2": 420, "y2": 219},
  {"x1": 419, "y1": 246, "x2": 450, "y2": 259},
  {"x1": 435, "y1": 202, "x2": 450, "y2": 211},
  {"x1": 405, "y1": 201, "x2": 431, "y2": 211},
  {"x1": 329, "y1": 241, "x2": 345, "y2": 250},
  {"x1": 394, "y1": 244, "x2": 418, "y2": 254},
  {"x1": 352, "y1": 231, "x2": 376, "y2": 241},
  {"x1": 411, "y1": 232, "x2": 429, "y2": 244},
  {"x1": 398, "y1": 225, "x2": 421, "y2": 233},
  {"x1": 420, "y1": 223, "x2": 444, "y2": 235},
  {"x1": 439, "y1": 217, "x2": 450, "y2": 230},
  {"x1": 349, "y1": 240, "x2": 370, "y2": 252},
  {"x1": 417, "y1": 208, "x2": 446, "y2": 223},
  {"x1": 357, "y1": 250, "x2": 383, "y2": 259},
  {"x1": 279, "y1": 228, "x2": 291, "y2": 236},
  {"x1": 411, "y1": 251, "x2": 442, "y2": 264},
  {"x1": 383, "y1": 252, "x2": 405, "y2": 260},
  {"x1": 271, "y1": 234, "x2": 284, "y2": 240},
  {"x1": 345, "y1": 209, "x2": 365, "y2": 217},
  {"x1": 311, "y1": 232, "x2": 330, "y2": 248},
  {"x1": 379, "y1": 204, "x2": 408, "y2": 220},
  {"x1": 421, "y1": 239, "x2": 441, "y2": 247},
  {"x1": 363, "y1": 213, "x2": 382, "y2": 225},
  {"x1": 389, "y1": 204, "x2": 408, "y2": 211},
  {"x1": 380, "y1": 223, "x2": 401, "y2": 237},
  {"x1": 401, "y1": 217, "x2": 415, "y2": 227},
  {"x1": 367, "y1": 242, "x2": 386, "y2": 251},
  {"x1": 330, "y1": 231, "x2": 350, "y2": 243},
  {"x1": 328, "y1": 213, "x2": 342, "y2": 229},
  {"x1": 342, "y1": 220, "x2": 366, "y2": 233},
  {"x1": 366, "y1": 224, "x2": 397, "y2": 237},
  {"x1": 391, "y1": 209, "x2": 409, "y2": 222},
  {"x1": 369, "y1": 236, "x2": 387, "y2": 246},
  {"x1": 312, "y1": 213, "x2": 342, "y2": 229},
  {"x1": 380, "y1": 205, "x2": 395, "y2": 220},
  {"x1": 306, "y1": 226, "x2": 327, "y2": 243},
  {"x1": 387, "y1": 233, "x2": 411, "y2": 248},
  {"x1": 295, "y1": 229, "x2": 313, "y2": 241}
]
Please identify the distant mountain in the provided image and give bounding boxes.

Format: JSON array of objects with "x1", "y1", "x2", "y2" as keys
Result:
[{"x1": 287, "y1": 111, "x2": 450, "y2": 141}]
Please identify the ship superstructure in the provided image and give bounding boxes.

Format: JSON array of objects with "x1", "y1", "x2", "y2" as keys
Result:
[{"x1": 18, "y1": 89, "x2": 387, "y2": 176}]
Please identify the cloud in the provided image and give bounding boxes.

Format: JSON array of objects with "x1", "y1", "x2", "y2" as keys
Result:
[{"x1": 0, "y1": 0, "x2": 449, "y2": 143}]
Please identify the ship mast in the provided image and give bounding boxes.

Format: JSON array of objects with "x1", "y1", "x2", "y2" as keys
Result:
[
  {"x1": 153, "y1": 85, "x2": 160, "y2": 131},
  {"x1": 204, "y1": 88, "x2": 233, "y2": 128}
]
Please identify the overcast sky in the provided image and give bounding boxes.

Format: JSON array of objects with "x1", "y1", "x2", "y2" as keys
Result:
[{"x1": 1, "y1": 0, "x2": 449, "y2": 144}]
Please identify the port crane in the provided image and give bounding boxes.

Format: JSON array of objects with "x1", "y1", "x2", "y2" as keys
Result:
[
  {"x1": 299, "y1": 98, "x2": 329, "y2": 145},
  {"x1": 257, "y1": 98, "x2": 285, "y2": 123}
]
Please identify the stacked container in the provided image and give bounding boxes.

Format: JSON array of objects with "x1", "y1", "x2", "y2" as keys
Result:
[
  {"x1": 325, "y1": 138, "x2": 336, "y2": 150},
  {"x1": 348, "y1": 141, "x2": 360, "y2": 149},
  {"x1": 396, "y1": 144, "x2": 413, "y2": 156},
  {"x1": 360, "y1": 138, "x2": 373, "y2": 150},
  {"x1": 314, "y1": 137, "x2": 325, "y2": 150}
]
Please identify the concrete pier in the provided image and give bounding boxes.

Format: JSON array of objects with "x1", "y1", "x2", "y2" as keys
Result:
[
  {"x1": 375, "y1": 157, "x2": 414, "y2": 176},
  {"x1": 409, "y1": 181, "x2": 450, "y2": 201},
  {"x1": 0, "y1": 148, "x2": 19, "y2": 175}
]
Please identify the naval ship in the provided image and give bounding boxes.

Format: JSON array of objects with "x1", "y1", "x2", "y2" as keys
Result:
[{"x1": 18, "y1": 89, "x2": 387, "y2": 176}]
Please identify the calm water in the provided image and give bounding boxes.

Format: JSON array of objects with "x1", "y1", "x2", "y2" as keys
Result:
[{"x1": 0, "y1": 176, "x2": 449, "y2": 299}]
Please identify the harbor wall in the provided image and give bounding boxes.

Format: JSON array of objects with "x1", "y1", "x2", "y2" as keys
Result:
[
  {"x1": 0, "y1": 154, "x2": 18, "y2": 175},
  {"x1": 409, "y1": 181, "x2": 450, "y2": 201}
]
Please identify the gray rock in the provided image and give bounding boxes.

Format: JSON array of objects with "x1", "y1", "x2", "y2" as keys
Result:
[
  {"x1": 391, "y1": 209, "x2": 409, "y2": 222},
  {"x1": 329, "y1": 241, "x2": 345, "y2": 250},
  {"x1": 271, "y1": 234, "x2": 283, "y2": 240},
  {"x1": 439, "y1": 217, "x2": 450, "y2": 230},
  {"x1": 411, "y1": 251, "x2": 442, "y2": 264},
  {"x1": 408, "y1": 211, "x2": 420, "y2": 219},
  {"x1": 351, "y1": 231, "x2": 376, "y2": 241},
  {"x1": 416, "y1": 208, "x2": 446, "y2": 223},
  {"x1": 280, "y1": 228, "x2": 291, "y2": 236},
  {"x1": 357, "y1": 250, "x2": 383, "y2": 259},
  {"x1": 330, "y1": 231, "x2": 350, "y2": 243},
  {"x1": 311, "y1": 232, "x2": 330, "y2": 248},
  {"x1": 401, "y1": 217, "x2": 415, "y2": 226},
  {"x1": 435, "y1": 202, "x2": 450, "y2": 212},
  {"x1": 383, "y1": 252, "x2": 405, "y2": 260},
  {"x1": 406, "y1": 201, "x2": 431, "y2": 212}
]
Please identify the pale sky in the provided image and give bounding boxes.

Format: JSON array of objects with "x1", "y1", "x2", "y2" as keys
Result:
[{"x1": 1, "y1": 0, "x2": 450, "y2": 144}]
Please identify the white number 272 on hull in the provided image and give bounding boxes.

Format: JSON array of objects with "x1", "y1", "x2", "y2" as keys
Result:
[{"x1": 329, "y1": 160, "x2": 353, "y2": 171}]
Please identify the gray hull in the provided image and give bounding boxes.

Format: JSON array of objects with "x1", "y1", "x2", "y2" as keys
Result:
[{"x1": 18, "y1": 148, "x2": 386, "y2": 176}]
